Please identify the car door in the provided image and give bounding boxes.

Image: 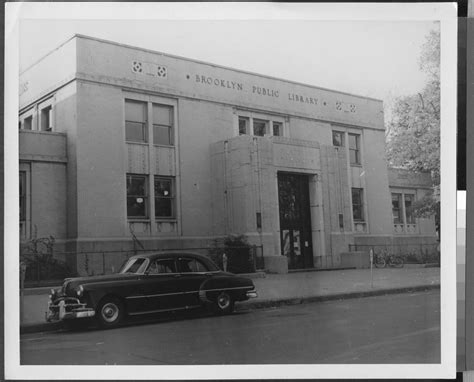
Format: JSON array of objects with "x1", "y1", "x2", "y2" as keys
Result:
[
  {"x1": 138, "y1": 258, "x2": 186, "y2": 312},
  {"x1": 176, "y1": 257, "x2": 212, "y2": 307}
]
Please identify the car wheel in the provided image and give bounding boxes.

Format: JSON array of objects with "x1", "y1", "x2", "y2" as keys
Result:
[
  {"x1": 214, "y1": 291, "x2": 234, "y2": 315},
  {"x1": 96, "y1": 296, "x2": 124, "y2": 328}
]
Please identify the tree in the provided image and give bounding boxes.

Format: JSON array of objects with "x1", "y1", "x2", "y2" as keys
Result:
[{"x1": 385, "y1": 29, "x2": 440, "y2": 235}]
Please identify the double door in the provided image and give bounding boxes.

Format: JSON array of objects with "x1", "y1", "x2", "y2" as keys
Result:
[{"x1": 278, "y1": 173, "x2": 314, "y2": 269}]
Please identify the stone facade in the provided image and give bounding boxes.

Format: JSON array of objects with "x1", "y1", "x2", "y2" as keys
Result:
[{"x1": 18, "y1": 35, "x2": 438, "y2": 274}]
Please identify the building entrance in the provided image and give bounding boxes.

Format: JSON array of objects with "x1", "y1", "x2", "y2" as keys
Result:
[{"x1": 277, "y1": 172, "x2": 314, "y2": 269}]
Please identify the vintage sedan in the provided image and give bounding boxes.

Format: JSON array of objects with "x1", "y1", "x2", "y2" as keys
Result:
[{"x1": 46, "y1": 252, "x2": 258, "y2": 328}]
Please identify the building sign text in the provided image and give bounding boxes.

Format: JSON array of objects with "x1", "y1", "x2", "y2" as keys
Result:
[{"x1": 188, "y1": 71, "x2": 358, "y2": 114}]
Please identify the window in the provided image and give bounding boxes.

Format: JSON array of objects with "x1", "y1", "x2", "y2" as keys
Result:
[
  {"x1": 349, "y1": 133, "x2": 361, "y2": 165},
  {"x1": 253, "y1": 119, "x2": 268, "y2": 137},
  {"x1": 351, "y1": 188, "x2": 364, "y2": 221},
  {"x1": 120, "y1": 257, "x2": 148, "y2": 274},
  {"x1": 153, "y1": 104, "x2": 173, "y2": 145},
  {"x1": 126, "y1": 174, "x2": 148, "y2": 218},
  {"x1": 147, "y1": 258, "x2": 177, "y2": 274},
  {"x1": 404, "y1": 194, "x2": 415, "y2": 224},
  {"x1": 237, "y1": 113, "x2": 285, "y2": 137},
  {"x1": 40, "y1": 106, "x2": 52, "y2": 131},
  {"x1": 177, "y1": 258, "x2": 209, "y2": 273},
  {"x1": 23, "y1": 116, "x2": 33, "y2": 130},
  {"x1": 154, "y1": 177, "x2": 175, "y2": 218},
  {"x1": 391, "y1": 191, "x2": 417, "y2": 232},
  {"x1": 125, "y1": 100, "x2": 147, "y2": 143},
  {"x1": 333, "y1": 131, "x2": 345, "y2": 147},
  {"x1": 272, "y1": 122, "x2": 283, "y2": 137},
  {"x1": 125, "y1": 98, "x2": 175, "y2": 145},
  {"x1": 239, "y1": 117, "x2": 249, "y2": 135},
  {"x1": 392, "y1": 193, "x2": 403, "y2": 224},
  {"x1": 19, "y1": 172, "x2": 26, "y2": 222}
]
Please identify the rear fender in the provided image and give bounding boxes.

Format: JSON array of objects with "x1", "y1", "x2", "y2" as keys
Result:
[{"x1": 198, "y1": 276, "x2": 254, "y2": 303}]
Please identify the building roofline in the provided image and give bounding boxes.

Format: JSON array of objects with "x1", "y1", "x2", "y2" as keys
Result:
[
  {"x1": 20, "y1": 35, "x2": 78, "y2": 75},
  {"x1": 22, "y1": 33, "x2": 384, "y2": 103}
]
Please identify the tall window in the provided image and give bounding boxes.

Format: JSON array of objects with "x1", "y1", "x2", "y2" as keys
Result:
[
  {"x1": 391, "y1": 191, "x2": 417, "y2": 230},
  {"x1": 332, "y1": 131, "x2": 345, "y2": 147},
  {"x1": 154, "y1": 177, "x2": 175, "y2": 218},
  {"x1": 125, "y1": 100, "x2": 147, "y2": 143},
  {"x1": 348, "y1": 133, "x2": 361, "y2": 165},
  {"x1": 19, "y1": 172, "x2": 26, "y2": 222},
  {"x1": 351, "y1": 188, "x2": 364, "y2": 221},
  {"x1": 272, "y1": 122, "x2": 283, "y2": 137},
  {"x1": 239, "y1": 117, "x2": 249, "y2": 135},
  {"x1": 40, "y1": 106, "x2": 52, "y2": 131},
  {"x1": 23, "y1": 116, "x2": 33, "y2": 130},
  {"x1": 126, "y1": 174, "x2": 148, "y2": 218},
  {"x1": 404, "y1": 194, "x2": 415, "y2": 224},
  {"x1": 153, "y1": 104, "x2": 173, "y2": 145},
  {"x1": 392, "y1": 193, "x2": 403, "y2": 224},
  {"x1": 253, "y1": 119, "x2": 268, "y2": 137}
]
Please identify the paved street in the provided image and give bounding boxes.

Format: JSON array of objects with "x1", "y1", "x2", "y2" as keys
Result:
[{"x1": 20, "y1": 290, "x2": 440, "y2": 365}]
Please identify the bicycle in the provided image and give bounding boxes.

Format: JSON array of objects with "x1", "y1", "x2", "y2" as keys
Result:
[
  {"x1": 373, "y1": 250, "x2": 387, "y2": 268},
  {"x1": 373, "y1": 249, "x2": 404, "y2": 268}
]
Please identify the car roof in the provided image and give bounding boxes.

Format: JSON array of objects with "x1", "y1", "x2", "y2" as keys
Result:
[{"x1": 129, "y1": 251, "x2": 212, "y2": 262}]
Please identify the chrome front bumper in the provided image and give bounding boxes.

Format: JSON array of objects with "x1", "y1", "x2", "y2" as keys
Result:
[{"x1": 46, "y1": 296, "x2": 95, "y2": 322}]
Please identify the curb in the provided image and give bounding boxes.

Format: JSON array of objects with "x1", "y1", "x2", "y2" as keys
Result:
[
  {"x1": 21, "y1": 284, "x2": 440, "y2": 335},
  {"x1": 21, "y1": 321, "x2": 64, "y2": 335},
  {"x1": 236, "y1": 284, "x2": 440, "y2": 311}
]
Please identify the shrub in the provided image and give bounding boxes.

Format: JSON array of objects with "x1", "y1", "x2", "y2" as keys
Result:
[
  {"x1": 210, "y1": 234, "x2": 255, "y2": 274},
  {"x1": 20, "y1": 229, "x2": 75, "y2": 284}
]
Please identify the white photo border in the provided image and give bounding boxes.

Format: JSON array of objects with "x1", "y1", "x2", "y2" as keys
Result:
[{"x1": 5, "y1": 2, "x2": 457, "y2": 379}]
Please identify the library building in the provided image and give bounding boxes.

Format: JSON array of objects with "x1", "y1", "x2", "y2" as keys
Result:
[{"x1": 18, "y1": 35, "x2": 438, "y2": 274}]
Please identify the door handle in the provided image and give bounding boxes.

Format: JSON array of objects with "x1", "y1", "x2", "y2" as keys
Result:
[{"x1": 173, "y1": 274, "x2": 182, "y2": 278}]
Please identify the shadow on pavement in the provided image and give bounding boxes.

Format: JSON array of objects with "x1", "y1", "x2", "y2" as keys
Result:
[{"x1": 50, "y1": 307, "x2": 252, "y2": 334}]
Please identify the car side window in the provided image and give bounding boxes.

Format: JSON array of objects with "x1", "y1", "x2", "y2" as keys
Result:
[
  {"x1": 121, "y1": 258, "x2": 148, "y2": 274},
  {"x1": 147, "y1": 259, "x2": 176, "y2": 274},
  {"x1": 178, "y1": 258, "x2": 209, "y2": 273}
]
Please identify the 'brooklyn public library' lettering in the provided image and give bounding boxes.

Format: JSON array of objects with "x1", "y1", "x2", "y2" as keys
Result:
[
  {"x1": 252, "y1": 86, "x2": 279, "y2": 98},
  {"x1": 288, "y1": 93, "x2": 319, "y2": 105},
  {"x1": 193, "y1": 73, "x2": 323, "y2": 108},
  {"x1": 195, "y1": 75, "x2": 243, "y2": 91}
]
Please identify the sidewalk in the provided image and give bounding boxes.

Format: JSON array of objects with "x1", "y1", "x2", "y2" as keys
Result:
[{"x1": 20, "y1": 267, "x2": 440, "y2": 334}]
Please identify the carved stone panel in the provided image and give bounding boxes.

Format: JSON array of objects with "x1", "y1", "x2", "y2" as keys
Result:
[{"x1": 273, "y1": 143, "x2": 320, "y2": 170}]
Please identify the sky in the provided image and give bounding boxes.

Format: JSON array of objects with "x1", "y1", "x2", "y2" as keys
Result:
[{"x1": 17, "y1": 6, "x2": 439, "y2": 123}]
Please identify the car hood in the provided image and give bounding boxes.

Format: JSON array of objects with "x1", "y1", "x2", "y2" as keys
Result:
[{"x1": 62, "y1": 273, "x2": 141, "y2": 294}]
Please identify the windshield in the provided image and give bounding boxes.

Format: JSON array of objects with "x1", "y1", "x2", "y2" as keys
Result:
[{"x1": 119, "y1": 258, "x2": 149, "y2": 274}]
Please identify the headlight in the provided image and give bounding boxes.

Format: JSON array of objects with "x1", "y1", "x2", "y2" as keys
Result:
[{"x1": 76, "y1": 285, "x2": 84, "y2": 297}]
